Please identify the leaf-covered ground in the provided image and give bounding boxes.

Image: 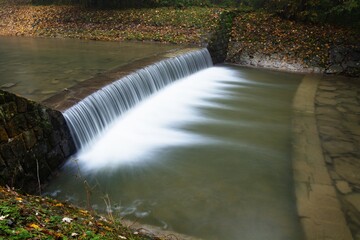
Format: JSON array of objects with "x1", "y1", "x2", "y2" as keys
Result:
[
  {"x1": 0, "y1": 186, "x2": 157, "y2": 240},
  {"x1": 0, "y1": 4, "x2": 222, "y2": 44},
  {"x1": 228, "y1": 12, "x2": 359, "y2": 68}
]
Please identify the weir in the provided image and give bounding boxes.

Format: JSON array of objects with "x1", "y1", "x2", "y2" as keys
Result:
[
  {"x1": 45, "y1": 63, "x2": 305, "y2": 240},
  {"x1": 63, "y1": 49, "x2": 213, "y2": 149}
]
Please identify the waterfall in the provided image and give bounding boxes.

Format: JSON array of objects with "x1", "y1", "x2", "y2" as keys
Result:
[{"x1": 64, "y1": 48, "x2": 213, "y2": 150}]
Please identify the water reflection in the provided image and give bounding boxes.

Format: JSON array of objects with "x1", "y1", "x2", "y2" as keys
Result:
[
  {"x1": 0, "y1": 36, "x2": 176, "y2": 101},
  {"x1": 45, "y1": 66, "x2": 304, "y2": 240}
]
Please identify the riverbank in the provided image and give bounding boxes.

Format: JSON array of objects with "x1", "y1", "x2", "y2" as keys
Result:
[
  {"x1": 227, "y1": 12, "x2": 360, "y2": 76},
  {"x1": 0, "y1": 185, "x2": 201, "y2": 239},
  {"x1": 0, "y1": 4, "x2": 359, "y2": 76},
  {"x1": 0, "y1": 185, "x2": 149, "y2": 239}
]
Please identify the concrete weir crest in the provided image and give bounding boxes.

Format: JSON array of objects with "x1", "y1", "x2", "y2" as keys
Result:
[{"x1": 292, "y1": 74, "x2": 353, "y2": 239}]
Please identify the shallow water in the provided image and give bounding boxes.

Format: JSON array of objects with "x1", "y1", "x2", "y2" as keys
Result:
[
  {"x1": 0, "y1": 36, "x2": 176, "y2": 101},
  {"x1": 45, "y1": 65, "x2": 304, "y2": 240}
]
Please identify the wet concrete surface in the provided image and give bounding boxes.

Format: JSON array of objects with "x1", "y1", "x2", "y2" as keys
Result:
[
  {"x1": 41, "y1": 48, "x2": 198, "y2": 112},
  {"x1": 292, "y1": 74, "x2": 352, "y2": 240},
  {"x1": 316, "y1": 75, "x2": 360, "y2": 239}
]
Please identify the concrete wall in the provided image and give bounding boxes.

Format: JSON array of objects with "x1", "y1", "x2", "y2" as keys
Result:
[{"x1": 0, "y1": 90, "x2": 75, "y2": 193}]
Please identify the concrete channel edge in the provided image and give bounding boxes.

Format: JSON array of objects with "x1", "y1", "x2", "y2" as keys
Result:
[{"x1": 292, "y1": 74, "x2": 353, "y2": 240}]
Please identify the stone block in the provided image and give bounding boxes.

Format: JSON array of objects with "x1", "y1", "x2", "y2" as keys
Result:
[
  {"x1": 335, "y1": 180, "x2": 352, "y2": 194},
  {"x1": 33, "y1": 126, "x2": 44, "y2": 140},
  {"x1": 16, "y1": 97, "x2": 27, "y2": 113},
  {"x1": 10, "y1": 136, "x2": 27, "y2": 159},
  {"x1": 37, "y1": 158, "x2": 52, "y2": 180},
  {"x1": 318, "y1": 86, "x2": 337, "y2": 91},
  {"x1": 46, "y1": 145, "x2": 64, "y2": 169},
  {"x1": 0, "y1": 126, "x2": 9, "y2": 143},
  {"x1": 345, "y1": 194, "x2": 360, "y2": 214},
  {"x1": 317, "y1": 91, "x2": 339, "y2": 98},
  {"x1": 24, "y1": 111, "x2": 41, "y2": 128},
  {"x1": 295, "y1": 183, "x2": 352, "y2": 240},
  {"x1": 0, "y1": 102, "x2": 17, "y2": 121},
  {"x1": 316, "y1": 106, "x2": 342, "y2": 118},
  {"x1": 30, "y1": 141, "x2": 48, "y2": 160},
  {"x1": 323, "y1": 140, "x2": 355, "y2": 156},
  {"x1": 23, "y1": 129, "x2": 37, "y2": 149},
  {"x1": 0, "y1": 143, "x2": 15, "y2": 160},
  {"x1": 318, "y1": 125, "x2": 347, "y2": 140},
  {"x1": 0, "y1": 154, "x2": 7, "y2": 171},
  {"x1": 2, "y1": 91, "x2": 15, "y2": 103},
  {"x1": 316, "y1": 96, "x2": 337, "y2": 106},
  {"x1": 49, "y1": 131, "x2": 61, "y2": 148},
  {"x1": 301, "y1": 217, "x2": 352, "y2": 240},
  {"x1": 326, "y1": 64, "x2": 344, "y2": 74},
  {"x1": 0, "y1": 92, "x2": 5, "y2": 105},
  {"x1": 343, "y1": 103, "x2": 360, "y2": 114},
  {"x1": 4, "y1": 157, "x2": 22, "y2": 177},
  {"x1": 6, "y1": 114, "x2": 28, "y2": 138},
  {"x1": 47, "y1": 109, "x2": 66, "y2": 129},
  {"x1": 344, "y1": 113, "x2": 359, "y2": 122},
  {"x1": 336, "y1": 96, "x2": 358, "y2": 105},
  {"x1": 334, "y1": 157, "x2": 360, "y2": 185},
  {"x1": 343, "y1": 121, "x2": 360, "y2": 136},
  {"x1": 60, "y1": 139, "x2": 75, "y2": 157}
]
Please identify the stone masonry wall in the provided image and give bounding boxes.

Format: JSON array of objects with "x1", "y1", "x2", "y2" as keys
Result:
[
  {"x1": 325, "y1": 45, "x2": 360, "y2": 77},
  {"x1": 206, "y1": 10, "x2": 237, "y2": 64},
  {"x1": 0, "y1": 90, "x2": 75, "y2": 194}
]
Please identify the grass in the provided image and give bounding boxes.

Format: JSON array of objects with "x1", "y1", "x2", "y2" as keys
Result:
[{"x1": 0, "y1": 186, "x2": 153, "y2": 240}]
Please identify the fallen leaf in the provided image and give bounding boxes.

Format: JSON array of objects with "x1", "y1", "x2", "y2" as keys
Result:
[{"x1": 29, "y1": 223, "x2": 41, "y2": 229}]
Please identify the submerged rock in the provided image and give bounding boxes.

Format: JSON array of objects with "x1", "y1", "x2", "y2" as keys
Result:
[
  {"x1": 1, "y1": 82, "x2": 16, "y2": 88},
  {"x1": 335, "y1": 180, "x2": 352, "y2": 194}
]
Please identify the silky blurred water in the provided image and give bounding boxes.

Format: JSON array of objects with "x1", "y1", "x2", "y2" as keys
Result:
[
  {"x1": 45, "y1": 65, "x2": 304, "y2": 240},
  {"x1": 0, "y1": 36, "x2": 176, "y2": 101}
]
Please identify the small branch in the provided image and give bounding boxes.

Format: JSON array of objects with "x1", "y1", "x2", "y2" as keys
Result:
[{"x1": 35, "y1": 156, "x2": 41, "y2": 195}]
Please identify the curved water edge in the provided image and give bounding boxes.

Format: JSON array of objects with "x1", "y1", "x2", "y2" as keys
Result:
[
  {"x1": 63, "y1": 49, "x2": 212, "y2": 150},
  {"x1": 46, "y1": 65, "x2": 305, "y2": 240}
]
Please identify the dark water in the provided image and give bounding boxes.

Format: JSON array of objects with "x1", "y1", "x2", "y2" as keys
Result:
[
  {"x1": 0, "y1": 36, "x2": 176, "y2": 101},
  {"x1": 45, "y1": 65, "x2": 304, "y2": 240}
]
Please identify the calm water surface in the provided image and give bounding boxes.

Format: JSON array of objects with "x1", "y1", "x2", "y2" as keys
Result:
[
  {"x1": 0, "y1": 36, "x2": 176, "y2": 101},
  {"x1": 45, "y1": 65, "x2": 304, "y2": 240}
]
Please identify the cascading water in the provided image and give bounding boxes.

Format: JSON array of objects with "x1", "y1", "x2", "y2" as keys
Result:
[
  {"x1": 63, "y1": 49, "x2": 213, "y2": 149},
  {"x1": 46, "y1": 57, "x2": 305, "y2": 239}
]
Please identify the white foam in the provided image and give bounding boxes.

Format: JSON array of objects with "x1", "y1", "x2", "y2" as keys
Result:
[{"x1": 76, "y1": 67, "x2": 243, "y2": 171}]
